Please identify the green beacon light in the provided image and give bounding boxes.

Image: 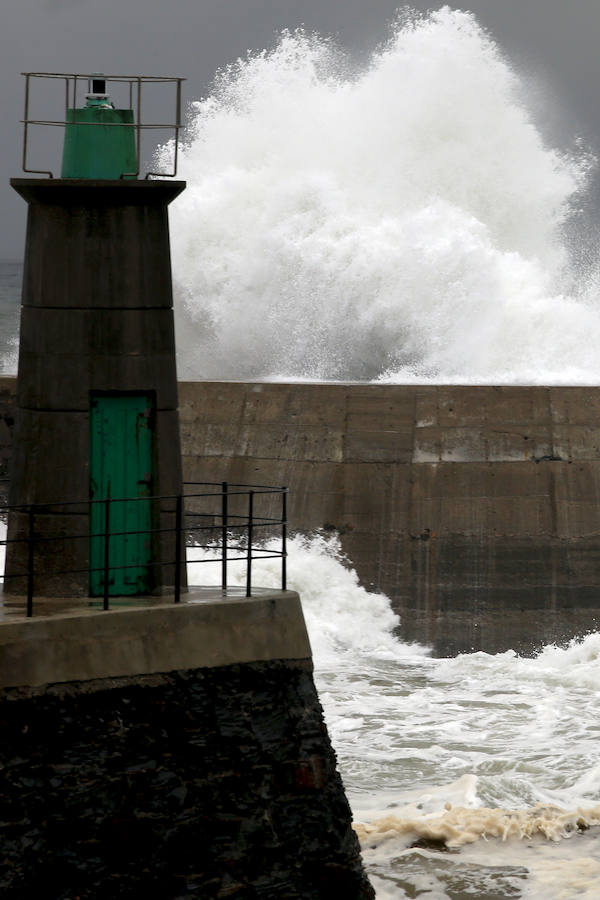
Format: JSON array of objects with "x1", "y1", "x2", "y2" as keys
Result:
[{"x1": 61, "y1": 73, "x2": 137, "y2": 179}]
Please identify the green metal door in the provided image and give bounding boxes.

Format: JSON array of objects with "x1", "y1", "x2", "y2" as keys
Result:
[{"x1": 90, "y1": 394, "x2": 153, "y2": 596}]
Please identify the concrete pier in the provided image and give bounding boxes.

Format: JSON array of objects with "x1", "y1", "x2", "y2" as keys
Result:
[
  {"x1": 0, "y1": 589, "x2": 310, "y2": 689},
  {"x1": 0, "y1": 589, "x2": 374, "y2": 898}
]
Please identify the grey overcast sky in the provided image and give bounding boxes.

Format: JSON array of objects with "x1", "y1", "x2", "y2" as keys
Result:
[{"x1": 2, "y1": 0, "x2": 600, "y2": 258}]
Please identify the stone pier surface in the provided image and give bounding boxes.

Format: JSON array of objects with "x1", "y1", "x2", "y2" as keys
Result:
[{"x1": 0, "y1": 591, "x2": 374, "y2": 898}]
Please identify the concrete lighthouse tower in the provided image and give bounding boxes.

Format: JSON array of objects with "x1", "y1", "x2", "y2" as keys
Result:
[{"x1": 4, "y1": 72, "x2": 186, "y2": 599}]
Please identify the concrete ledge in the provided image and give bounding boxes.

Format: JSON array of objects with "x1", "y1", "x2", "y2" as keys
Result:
[{"x1": 0, "y1": 589, "x2": 311, "y2": 688}]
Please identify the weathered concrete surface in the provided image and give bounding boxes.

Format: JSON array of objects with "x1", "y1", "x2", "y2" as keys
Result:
[
  {"x1": 0, "y1": 377, "x2": 14, "y2": 482},
  {"x1": 5, "y1": 181, "x2": 186, "y2": 597},
  {"x1": 178, "y1": 382, "x2": 600, "y2": 654},
  {"x1": 0, "y1": 589, "x2": 309, "y2": 688},
  {"x1": 4, "y1": 377, "x2": 600, "y2": 652}
]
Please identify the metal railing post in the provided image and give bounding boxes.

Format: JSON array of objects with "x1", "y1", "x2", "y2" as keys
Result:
[
  {"x1": 174, "y1": 494, "x2": 183, "y2": 604},
  {"x1": 26, "y1": 504, "x2": 35, "y2": 617},
  {"x1": 282, "y1": 488, "x2": 287, "y2": 592},
  {"x1": 135, "y1": 77, "x2": 142, "y2": 177},
  {"x1": 4, "y1": 482, "x2": 289, "y2": 613},
  {"x1": 246, "y1": 490, "x2": 254, "y2": 598},
  {"x1": 103, "y1": 497, "x2": 111, "y2": 611},
  {"x1": 221, "y1": 481, "x2": 228, "y2": 590},
  {"x1": 22, "y1": 74, "x2": 30, "y2": 175}
]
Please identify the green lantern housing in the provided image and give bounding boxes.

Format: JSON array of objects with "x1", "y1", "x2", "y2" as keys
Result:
[
  {"x1": 61, "y1": 76, "x2": 137, "y2": 179},
  {"x1": 8, "y1": 70, "x2": 187, "y2": 599}
]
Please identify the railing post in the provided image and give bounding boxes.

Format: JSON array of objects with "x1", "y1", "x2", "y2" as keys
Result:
[
  {"x1": 26, "y1": 504, "x2": 35, "y2": 618},
  {"x1": 282, "y1": 487, "x2": 287, "y2": 592},
  {"x1": 221, "y1": 481, "x2": 228, "y2": 591},
  {"x1": 103, "y1": 497, "x2": 111, "y2": 611},
  {"x1": 174, "y1": 493, "x2": 183, "y2": 604},
  {"x1": 246, "y1": 490, "x2": 254, "y2": 598}
]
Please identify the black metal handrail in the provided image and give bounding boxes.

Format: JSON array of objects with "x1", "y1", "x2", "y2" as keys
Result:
[{"x1": 0, "y1": 481, "x2": 288, "y2": 617}]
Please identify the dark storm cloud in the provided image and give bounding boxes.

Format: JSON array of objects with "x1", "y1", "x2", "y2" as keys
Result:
[{"x1": 2, "y1": 0, "x2": 600, "y2": 257}]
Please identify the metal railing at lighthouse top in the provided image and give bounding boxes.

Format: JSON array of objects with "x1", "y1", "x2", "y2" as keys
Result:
[
  {"x1": 1, "y1": 482, "x2": 288, "y2": 617},
  {"x1": 19, "y1": 71, "x2": 185, "y2": 179}
]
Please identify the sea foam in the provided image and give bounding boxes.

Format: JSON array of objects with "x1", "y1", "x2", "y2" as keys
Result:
[{"x1": 163, "y1": 7, "x2": 598, "y2": 385}]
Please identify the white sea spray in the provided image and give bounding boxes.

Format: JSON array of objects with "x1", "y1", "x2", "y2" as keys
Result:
[{"x1": 162, "y1": 7, "x2": 598, "y2": 385}]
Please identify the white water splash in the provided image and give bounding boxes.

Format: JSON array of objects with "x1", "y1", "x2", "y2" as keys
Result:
[
  {"x1": 165, "y1": 6, "x2": 599, "y2": 385},
  {"x1": 188, "y1": 532, "x2": 419, "y2": 665}
]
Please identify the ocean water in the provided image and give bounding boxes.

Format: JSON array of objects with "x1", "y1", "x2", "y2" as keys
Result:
[{"x1": 189, "y1": 536, "x2": 600, "y2": 900}]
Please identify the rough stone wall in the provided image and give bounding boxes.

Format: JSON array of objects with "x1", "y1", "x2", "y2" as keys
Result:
[{"x1": 0, "y1": 660, "x2": 373, "y2": 899}]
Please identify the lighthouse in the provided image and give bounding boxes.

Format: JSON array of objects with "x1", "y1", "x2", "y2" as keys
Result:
[
  {"x1": 4, "y1": 72, "x2": 186, "y2": 600},
  {"x1": 0, "y1": 71, "x2": 374, "y2": 900}
]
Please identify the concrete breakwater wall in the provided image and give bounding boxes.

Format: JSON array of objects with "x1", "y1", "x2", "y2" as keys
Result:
[
  {"x1": 3, "y1": 377, "x2": 600, "y2": 653},
  {"x1": 178, "y1": 381, "x2": 600, "y2": 654}
]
